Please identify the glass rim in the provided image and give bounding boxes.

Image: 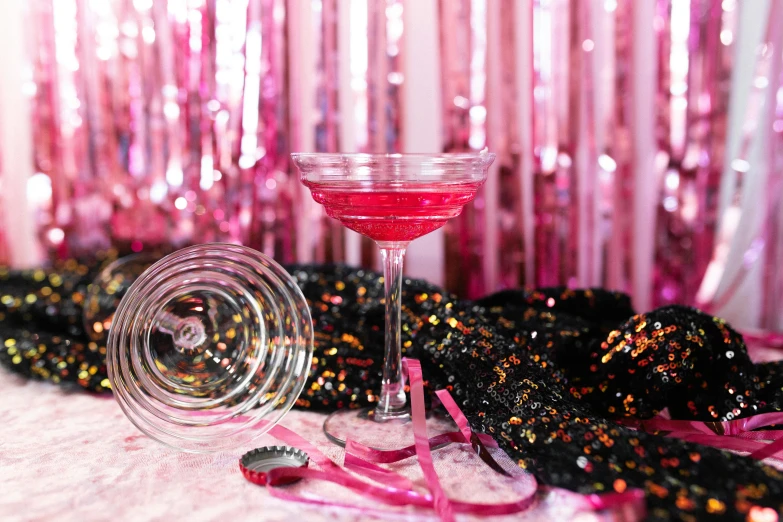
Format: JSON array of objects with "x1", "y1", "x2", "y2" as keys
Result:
[
  {"x1": 291, "y1": 151, "x2": 495, "y2": 163},
  {"x1": 291, "y1": 151, "x2": 494, "y2": 158},
  {"x1": 291, "y1": 151, "x2": 495, "y2": 181}
]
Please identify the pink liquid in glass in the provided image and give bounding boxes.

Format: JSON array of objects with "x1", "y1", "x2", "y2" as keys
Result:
[{"x1": 305, "y1": 181, "x2": 484, "y2": 243}]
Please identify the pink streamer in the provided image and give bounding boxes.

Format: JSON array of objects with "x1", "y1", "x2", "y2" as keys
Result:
[
  {"x1": 343, "y1": 441, "x2": 415, "y2": 491},
  {"x1": 405, "y1": 359, "x2": 455, "y2": 521},
  {"x1": 617, "y1": 412, "x2": 783, "y2": 460},
  {"x1": 749, "y1": 437, "x2": 783, "y2": 461},
  {"x1": 434, "y1": 388, "x2": 473, "y2": 443},
  {"x1": 238, "y1": 358, "x2": 646, "y2": 521},
  {"x1": 263, "y1": 417, "x2": 537, "y2": 518},
  {"x1": 345, "y1": 431, "x2": 497, "y2": 465}
]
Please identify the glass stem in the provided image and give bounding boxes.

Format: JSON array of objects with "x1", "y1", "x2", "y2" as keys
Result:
[{"x1": 375, "y1": 244, "x2": 408, "y2": 421}]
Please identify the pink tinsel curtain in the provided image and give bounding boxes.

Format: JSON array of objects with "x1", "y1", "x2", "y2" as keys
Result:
[{"x1": 1, "y1": 0, "x2": 782, "y2": 331}]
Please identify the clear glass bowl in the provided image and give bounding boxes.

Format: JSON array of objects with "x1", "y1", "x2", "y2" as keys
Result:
[{"x1": 107, "y1": 244, "x2": 313, "y2": 453}]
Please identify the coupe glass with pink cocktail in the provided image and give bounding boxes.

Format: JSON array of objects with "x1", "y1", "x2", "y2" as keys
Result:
[{"x1": 292, "y1": 152, "x2": 494, "y2": 448}]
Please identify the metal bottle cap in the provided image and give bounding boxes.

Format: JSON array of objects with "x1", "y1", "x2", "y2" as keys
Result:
[{"x1": 239, "y1": 446, "x2": 310, "y2": 486}]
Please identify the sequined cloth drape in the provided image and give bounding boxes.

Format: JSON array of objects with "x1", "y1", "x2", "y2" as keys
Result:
[{"x1": 1, "y1": 258, "x2": 782, "y2": 520}]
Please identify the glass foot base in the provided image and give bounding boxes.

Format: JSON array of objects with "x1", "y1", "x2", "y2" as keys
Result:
[{"x1": 322, "y1": 407, "x2": 457, "y2": 450}]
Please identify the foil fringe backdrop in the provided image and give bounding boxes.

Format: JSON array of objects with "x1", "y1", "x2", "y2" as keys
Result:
[
  {"x1": 651, "y1": 0, "x2": 736, "y2": 308},
  {"x1": 695, "y1": 0, "x2": 783, "y2": 331},
  {"x1": 768, "y1": 27, "x2": 783, "y2": 332},
  {"x1": 437, "y1": 0, "x2": 781, "y2": 323},
  {"x1": 3, "y1": 0, "x2": 782, "y2": 328}
]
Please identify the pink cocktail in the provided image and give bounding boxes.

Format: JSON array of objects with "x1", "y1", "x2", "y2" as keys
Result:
[
  {"x1": 306, "y1": 184, "x2": 484, "y2": 243},
  {"x1": 292, "y1": 153, "x2": 494, "y2": 448}
]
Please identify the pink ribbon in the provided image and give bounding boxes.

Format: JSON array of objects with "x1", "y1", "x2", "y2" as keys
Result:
[
  {"x1": 434, "y1": 388, "x2": 474, "y2": 443},
  {"x1": 405, "y1": 359, "x2": 455, "y2": 521},
  {"x1": 240, "y1": 357, "x2": 646, "y2": 521},
  {"x1": 741, "y1": 329, "x2": 783, "y2": 350},
  {"x1": 617, "y1": 412, "x2": 783, "y2": 460},
  {"x1": 344, "y1": 430, "x2": 497, "y2": 464}
]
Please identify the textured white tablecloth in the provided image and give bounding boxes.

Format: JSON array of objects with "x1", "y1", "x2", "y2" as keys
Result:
[{"x1": 0, "y1": 370, "x2": 619, "y2": 522}]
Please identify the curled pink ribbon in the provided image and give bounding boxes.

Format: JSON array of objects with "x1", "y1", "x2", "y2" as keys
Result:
[
  {"x1": 617, "y1": 413, "x2": 783, "y2": 461},
  {"x1": 243, "y1": 358, "x2": 646, "y2": 521}
]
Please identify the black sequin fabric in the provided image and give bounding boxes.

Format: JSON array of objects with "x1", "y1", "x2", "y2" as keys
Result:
[{"x1": 1, "y1": 259, "x2": 783, "y2": 521}]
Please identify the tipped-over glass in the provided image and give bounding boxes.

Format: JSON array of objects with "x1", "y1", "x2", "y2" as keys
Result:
[
  {"x1": 292, "y1": 152, "x2": 494, "y2": 449},
  {"x1": 106, "y1": 244, "x2": 313, "y2": 453}
]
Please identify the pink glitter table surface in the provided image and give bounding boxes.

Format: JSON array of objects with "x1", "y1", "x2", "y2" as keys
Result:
[{"x1": 0, "y1": 371, "x2": 614, "y2": 522}]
